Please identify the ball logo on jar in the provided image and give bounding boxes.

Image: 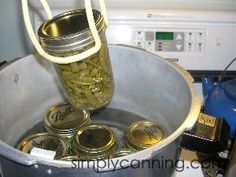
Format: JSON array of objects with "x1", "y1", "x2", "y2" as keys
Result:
[
  {"x1": 144, "y1": 126, "x2": 162, "y2": 141},
  {"x1": 50, "y1": 105, "x2": 76, "y2": 123}
]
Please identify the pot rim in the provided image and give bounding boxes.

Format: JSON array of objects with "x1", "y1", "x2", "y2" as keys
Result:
[{"x1": 0, "y1": 45, "x2": 201, "y2": 171}]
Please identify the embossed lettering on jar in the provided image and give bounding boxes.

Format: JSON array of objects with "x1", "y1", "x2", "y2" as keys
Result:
[{"x1": 44, "y1": 103, "x2": 90, "y2": 142}]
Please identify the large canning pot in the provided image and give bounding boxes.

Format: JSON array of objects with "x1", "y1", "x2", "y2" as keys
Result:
[{"x1": 0, "y1": 45, "x2": 201, "y2": 177}]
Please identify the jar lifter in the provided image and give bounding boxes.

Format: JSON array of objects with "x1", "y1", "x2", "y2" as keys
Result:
[{"x1": 21, "y1": 0, "x2": 108, "y2": 64}]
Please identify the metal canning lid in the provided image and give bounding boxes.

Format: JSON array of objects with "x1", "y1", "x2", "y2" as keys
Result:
[
  {"x1": 109, "y1": 148, "x2": 136, "y2": 158},
  {"x1": 17, "y1": 133, "x2": 69, "y2": 160},
  {"x1": 125, "y1": 120, "x2": 168, "y2": 150},
  {"x1": 38, "y1": 9, "x2": 106, "y2": 53},
  {"x1": 72, "y1": 124, "x2": 117, "y2": 159},
  {"x1": 44, "y1": 103, "x2": 90, "y2": 137}
]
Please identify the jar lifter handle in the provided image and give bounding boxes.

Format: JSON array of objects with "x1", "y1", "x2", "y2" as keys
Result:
[{"x1": 21, "y1": 0, "x2": 108, "y2": 64}]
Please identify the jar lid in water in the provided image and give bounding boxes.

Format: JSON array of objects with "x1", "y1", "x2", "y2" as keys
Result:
[
  {"x1": 125, "y1": 120, "x2": 167, "y2": 150},
  {"x1": 44, "y1": 103, "x2": 90, "y2": 138},
  {"x1": 109, "y1": 148, "x2": 136, "y2": 158},
  {"x1": 17, "y1": 133, "x2": 69, "y2": 160},
  {"x1": 72, "y1": 124, "x2": 117, "y2": 160}
]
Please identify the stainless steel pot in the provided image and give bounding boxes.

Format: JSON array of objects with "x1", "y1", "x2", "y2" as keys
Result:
[{"x1": 0, "y1": 45, "x2": 201, "y2": 177}]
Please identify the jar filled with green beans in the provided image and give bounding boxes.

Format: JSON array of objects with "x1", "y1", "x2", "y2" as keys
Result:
[{"x1": 38, "y1": 9, "x2": 114, "y2": 110}]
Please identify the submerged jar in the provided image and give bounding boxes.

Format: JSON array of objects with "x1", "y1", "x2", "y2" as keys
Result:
[
  {"x1": 44, "y1": 103, "x2": 90, "y2": 142},
  {"x1": 38, "y1": 9, "x2": 114, "y2": 110},
  {"x1": 17, "y1": 133, "x2": 69, "y2": 160},
  {"x1": 72, "y1": 123, "x2": 117, "y2": 160},
  {"x1": 125, "y1": 120, "x2": 168, "y2": 151},
  {"x1": 109, "y1": 148, "x2": 136, "y2": 158}
]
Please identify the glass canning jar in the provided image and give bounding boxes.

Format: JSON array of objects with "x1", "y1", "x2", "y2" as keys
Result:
[
  {"x1": 72, "y1": 123, "x2": 117, "y2": 160},
  {"x1": 38, "y1": 9, "x2": 114, "y2": 110}
]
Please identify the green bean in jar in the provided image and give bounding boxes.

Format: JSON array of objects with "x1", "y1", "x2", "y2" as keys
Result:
[
  {"x1": 38, "y1": 9, "x2": 114, "y2": 110},
  {"x1": 57, "y1": 39, "x2": 113, "y2": 110}
]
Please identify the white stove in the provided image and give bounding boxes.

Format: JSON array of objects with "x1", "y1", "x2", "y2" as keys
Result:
[{"x1": 32, "y1": 4, "x2": 236, "y2": 71}]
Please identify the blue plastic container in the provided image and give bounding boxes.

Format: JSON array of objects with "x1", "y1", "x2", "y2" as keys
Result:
[{"x1": 202, "y1": 77, "x2": 236, "y2": 137}]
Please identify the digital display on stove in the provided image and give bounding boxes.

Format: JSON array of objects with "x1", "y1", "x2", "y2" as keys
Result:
[{"x1": 156, "y1": 32, "x2": 174, "y2": 40}]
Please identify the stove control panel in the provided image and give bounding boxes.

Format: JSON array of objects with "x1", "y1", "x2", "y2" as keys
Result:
[
  {"x1": 133, "y1": 29, "x2": 206, "y2": 54},
  {"x1": 33, "y1": 8, "x2": 236, "y2": 70}
]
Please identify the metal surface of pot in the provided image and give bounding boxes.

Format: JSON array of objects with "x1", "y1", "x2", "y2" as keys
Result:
[{"x1": 0, "y1": 45, "x2": 201, "y2": 177}]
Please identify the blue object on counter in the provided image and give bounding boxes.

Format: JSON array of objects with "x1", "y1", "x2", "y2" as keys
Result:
[{"x1": 202, "y1": 77, "x2": 236, "y2": 137}]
